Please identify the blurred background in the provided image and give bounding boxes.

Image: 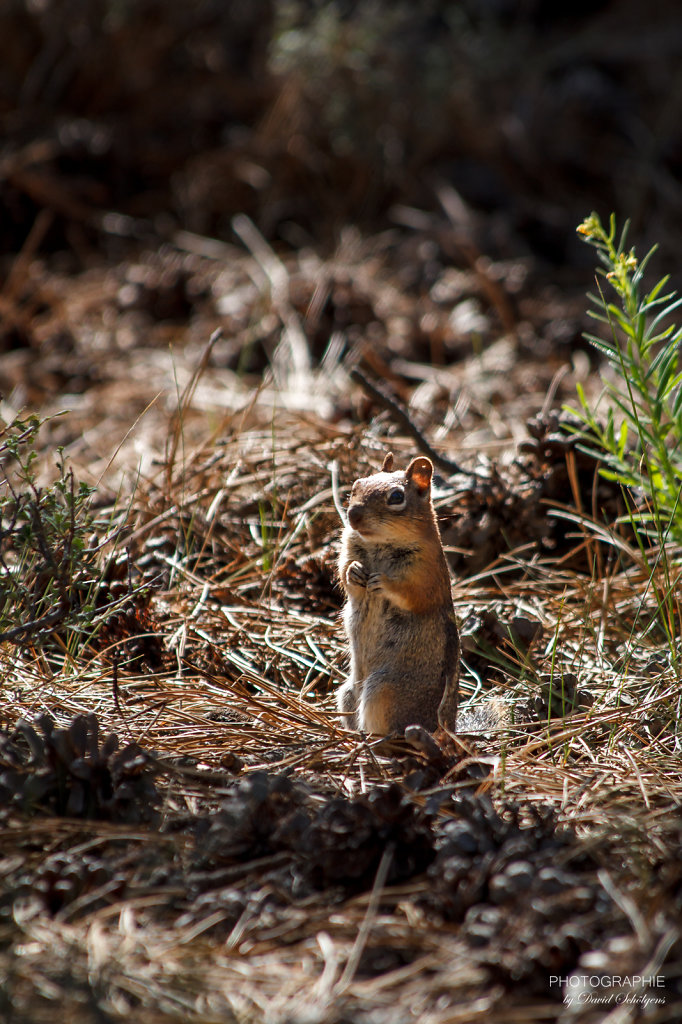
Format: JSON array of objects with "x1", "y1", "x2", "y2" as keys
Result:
[{"x1": 1, "y1": 0, "x2": 682, "y2": 440}]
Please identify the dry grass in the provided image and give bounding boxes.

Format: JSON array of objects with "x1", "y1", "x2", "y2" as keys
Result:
[{"x1": 2, "y1": 378, "x2": 682, "y2": 1023}]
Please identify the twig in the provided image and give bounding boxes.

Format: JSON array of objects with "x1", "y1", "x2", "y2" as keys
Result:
[
  {"x1": 0, "y1": 604, "x2": 70, "y2": 644},
  {"x1": 349, "y1": 368, "x2": 482, "y2": 478}
]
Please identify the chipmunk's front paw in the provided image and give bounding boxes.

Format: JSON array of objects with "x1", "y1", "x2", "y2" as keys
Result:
[
  {"x1": 347, "y1": 560, "x2": 369, "y2": 587},
  {"x1": 365, "y1": 573, "x2": 385, "y2": 593}
]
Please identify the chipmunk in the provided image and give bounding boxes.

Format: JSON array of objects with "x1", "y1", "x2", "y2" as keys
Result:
[{"x1": 337, "y1": 452, "x2": 503, "y2": 736}]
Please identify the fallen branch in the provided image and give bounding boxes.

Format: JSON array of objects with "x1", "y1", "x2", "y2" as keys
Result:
[{"x1": 349, "y1": 368, "x2": 483, "y2": 478}]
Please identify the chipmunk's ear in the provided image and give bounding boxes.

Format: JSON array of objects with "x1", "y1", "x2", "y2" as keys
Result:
[
  {"x1": 382, "y1": 452, "x2": 394, "y2": 472},
  {"x1": 406, "y1": 456, "x2": 433, "y2": 494}
]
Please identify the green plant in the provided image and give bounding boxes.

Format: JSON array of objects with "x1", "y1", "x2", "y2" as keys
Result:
[
  {"x1": 0, "y1": 414, "x2": 109, "y2": 652},
  {"x1": 567, "y1": 212, "x2": 682, "y2": 546}
]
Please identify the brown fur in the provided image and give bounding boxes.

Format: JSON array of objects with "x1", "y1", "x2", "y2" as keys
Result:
[{"x1": 337, "y1": 453, "x2": 460, "y2": 734}]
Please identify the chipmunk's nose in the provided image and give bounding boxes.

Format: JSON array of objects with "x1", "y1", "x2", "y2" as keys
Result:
[{"x1": 348, "y1": 505, "x2": 364, "y2": 529}]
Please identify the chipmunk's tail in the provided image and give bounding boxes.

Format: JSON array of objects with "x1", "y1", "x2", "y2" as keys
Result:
[
  {"x1": 437, "y1": 665, "x2": 459, "y2": 734},
  {"x1": 437, "y1": 609, "x2": 461, "y2": 735}
]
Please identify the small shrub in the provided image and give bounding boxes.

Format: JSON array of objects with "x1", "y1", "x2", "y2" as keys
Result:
[
  {"x1": 566, "y1": 212, "x2": 682, "y2": 547},
  {"x1": 0, "y1": 414, "x2": 104, "y2": 651}
]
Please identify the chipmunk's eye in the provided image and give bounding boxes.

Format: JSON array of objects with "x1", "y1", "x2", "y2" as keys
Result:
[{"x1": 386, "y1": 487, "x2": 406, "y2": 508}]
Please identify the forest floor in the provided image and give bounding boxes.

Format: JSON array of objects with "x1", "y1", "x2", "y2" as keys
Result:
[{"x1": 1, "y1": 211, "x2": 682, "y2": 1023}]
